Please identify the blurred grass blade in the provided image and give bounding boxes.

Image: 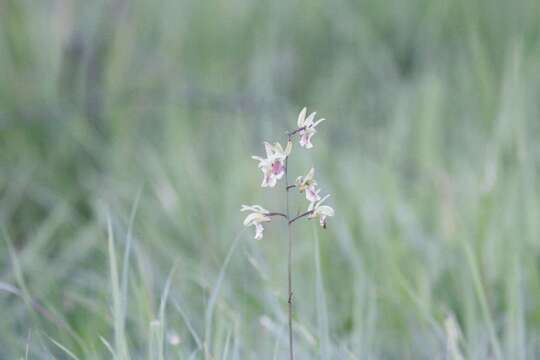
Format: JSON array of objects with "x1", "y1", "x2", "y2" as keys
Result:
[
  {"x1": 156, "y1": 262, "x2": 178, "y2": 360},
  {"x1": 121, "y1": 186, "x2": 143, "y2": 319},
  {"x1": 107, "y1": 213, "x2": 130, "y2": 360},
  {"x1": 312, "y1": 224, "x2": 330, "y2": 359},
  {"x1": 463, "y1": 241, "x2": 503, "y2": 360},
  {"x1": 204, "y1": 231, "x2": 243, "y2": 358},
  {"x1": 48, "y1": 337, "x2": 80, "y2": 360},
  {"x1": 100, "y1": 336, "x2": 117, "y2": 359},
  {"x1": 221, "y1": 328, "x2": 232, "y2": 360},
  {"x1": 172, "y1": 298, "x2": 203, "y2": 349},
  {"x1": 148, "y1": 320, "x2": 162, "y2": 360}
]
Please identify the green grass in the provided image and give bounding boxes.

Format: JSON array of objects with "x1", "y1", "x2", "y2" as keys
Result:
[{"x1": 2, "y1": 0, "x2": 540, "y2": 358}]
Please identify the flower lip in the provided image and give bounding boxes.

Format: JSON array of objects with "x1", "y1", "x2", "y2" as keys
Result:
[{"x1": 271, "y1": 159, "x2": 284, "y2": 175}]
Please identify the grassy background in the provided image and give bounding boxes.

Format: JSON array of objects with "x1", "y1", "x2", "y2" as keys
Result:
[{"x1": 2, "y1": 0, "x2": 540, "y2": 358}]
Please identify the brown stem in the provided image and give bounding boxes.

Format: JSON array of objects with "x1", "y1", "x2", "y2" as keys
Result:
[
  {"x1": 288, "y1": 210, "x2": 314, "y2": 225},
  {"x1": 285, "y1": 152, "x2": 294, "y2": 360},
  {"x1": 287, "y1": 127, "x2": 306, "y2": 138},
  {"x1": 266, "y1": 212, "x2": 288, "y2": 219},
  {"x1": 286, "y1": 184, "x2": 296, "y2": 191}
]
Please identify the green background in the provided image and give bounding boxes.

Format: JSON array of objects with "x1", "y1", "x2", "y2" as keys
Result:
[{"x1": 2, "y1": 0, "x2": 540, "y2": 358}]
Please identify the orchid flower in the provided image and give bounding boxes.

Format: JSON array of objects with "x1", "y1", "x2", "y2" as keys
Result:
[
  {"x1": 295, "y1": 167, "x2": 321, "y2": 202},
  {"x1": 296, "y1": 107, "x2": 325, "y2": 149},
  {"x1": 252, "y1": 141, "x2": 292, "y2": 188},
  {"x1": 308, "y1": 194, "x2": 335, "y2": 228},
  {"x1": 241, "y1": 205, "x2": 271, "y2": 240}
]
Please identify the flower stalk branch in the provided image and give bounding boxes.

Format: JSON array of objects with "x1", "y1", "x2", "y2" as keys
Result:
[
  {"x1": 288, "y1": 210, "x2": 314, "y2": 225},
  {"x1": 287, "y1": 126, "x2": 306, "y2": 138},
  {"x1": 266, "y1": 212, "x2": 288, "y2": 219}
]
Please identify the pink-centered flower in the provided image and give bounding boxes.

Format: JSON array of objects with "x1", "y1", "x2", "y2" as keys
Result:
[
  {"x1": 297, "y1": 107, "x2": 325, "y2": 149},
  {"x1": 241, "y1": 205, "x2": 271, "y2": 240},
  {"x1": 295, "y1": 167, "x2": 321, "y2": 202},
  {"x1": 308, "y1": 194, "x2": 335, "y2": 228},
  {"x1": 252, "y1": 141, "x2": 292, "y2": 188}
]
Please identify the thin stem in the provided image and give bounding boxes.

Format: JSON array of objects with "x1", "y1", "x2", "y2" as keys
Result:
[
  {"x1": 286, "y1": 184, "x2": 296, "y2": 191},
  {"x1": 287, "y1": 127, "x2": 306, "y2": 138},
  {"x1": 288, "y1": 210, "x2": 314, "y2": 225},
  {"x1": 285, "y1": 151, "x2": 294, "y2": 360},
  {"x1": 266, "y1": 212, "x2": 288, "y2": 219}
]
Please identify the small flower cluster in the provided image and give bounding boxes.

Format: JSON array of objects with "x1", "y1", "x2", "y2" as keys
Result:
[{"x1": 241, "y1": 107, "x2": 334, "y2": 239}]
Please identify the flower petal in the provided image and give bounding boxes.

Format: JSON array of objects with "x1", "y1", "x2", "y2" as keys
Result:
[
  {"x1": 264, "y1": 142, "x2": 274, "y2": 158},
  {"x1": 273, "y1": 142, "x2": 284, "y2": 154},
  {"x1": 243, "y1": 213, "x2": 258, "y2": 226},
  {"x1": 304, "y1": 112, "x2": 317, "y2": 127},
  {"x1": 299, "y1": 131, "x2": 309, "y2": 148},
  {"x1": 306, "y1": 187, "x2": 321, "y2": 202},
  {"x1": 306, "y1": 167, "x2": 315, "y2": 181},
  {"x1": 317, "y1": 205, "x2": 335, "y2": 217},
  {"x1": 254, "y1": 223, "x2": 264, "y2": 240},
  {"x1": 284, "y1": 141, "x2": 292, "y2": 156},
  {"x1": 318, "y1": 194, "x2": 331, "y2": 206},
  {"x1": 261, "y1": 173, "x2": 272, "y2": 187},
  {"x1": 241, "y1": 205, "x2": 268, "y2": 214},
  {"x1": 304, "y1": 133, "x2": 314, "y2": 149},
  {"x1": 297, "y1": 107, "x2": 307, "y2": 127},
  {"x1": 267, "y1": 175, "x2": 277, "y2": 187},
  {"x1": 312, "y1": 118, "x2": 325, "y2": 128}
]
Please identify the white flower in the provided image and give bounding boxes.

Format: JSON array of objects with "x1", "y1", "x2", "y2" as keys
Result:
[
  {"x1": 295, "y1": 167, "x2": 321, "y2": 202},
  {"x1": 308, "y1": 194, "x2": 334, "y2": 228},
  {"x1": 297, "y1": 107, "x2": 325, "y2": 149},
  {"x1": 252, "y1": 141, "x2": 292, "y2": 188},
  {"x1": 241, "y1": 205, "x2": 272, "y2": 240}
]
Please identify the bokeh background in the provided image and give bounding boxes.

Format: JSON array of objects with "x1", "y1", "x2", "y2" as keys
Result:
[{"x1": 2, "y1": 0, "x2": 540, "y2": 358}]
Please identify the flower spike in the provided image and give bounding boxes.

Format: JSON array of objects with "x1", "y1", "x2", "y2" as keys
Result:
[{"x1": 242, "y1": 106, "x2": 332, "y2": 360}]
